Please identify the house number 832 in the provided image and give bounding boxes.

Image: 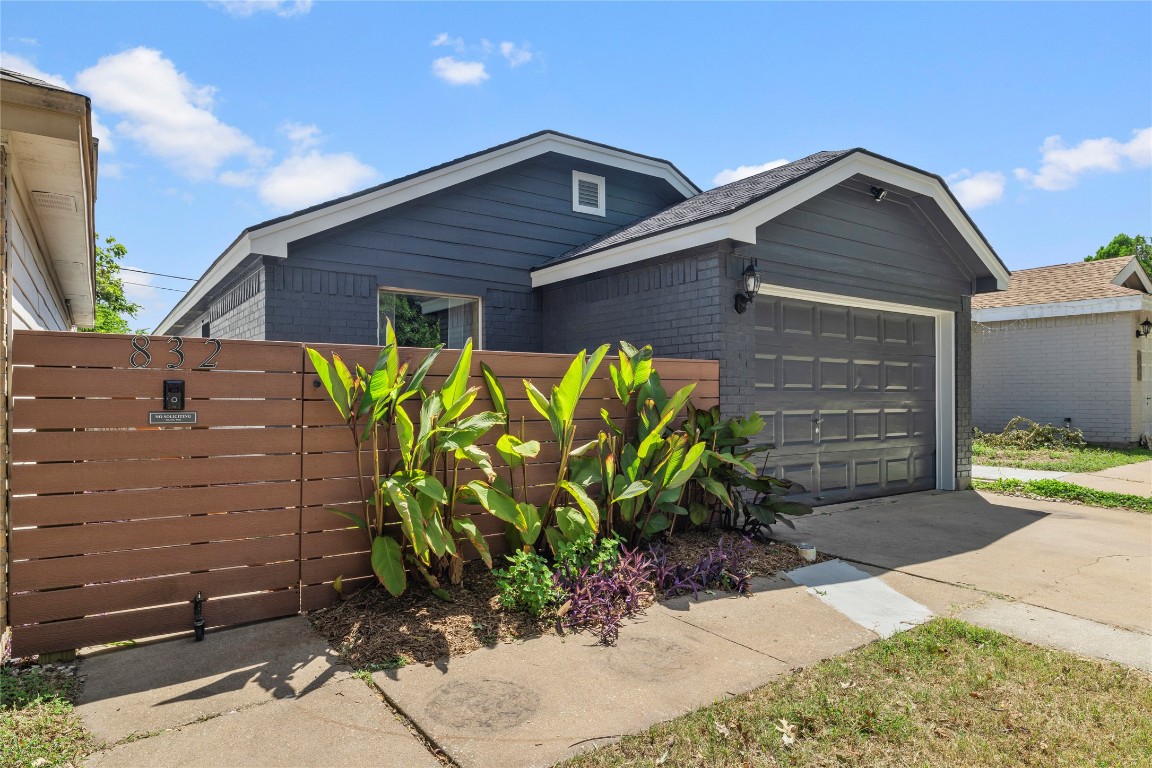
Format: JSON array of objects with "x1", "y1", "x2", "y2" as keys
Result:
[{"x1": 130, "y1": 336, "x2": 222, "y2": 370}]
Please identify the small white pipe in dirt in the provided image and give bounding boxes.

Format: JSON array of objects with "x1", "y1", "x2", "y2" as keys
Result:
[{"x1": 798, "y1": 543, "x2": 817, "y2": 562}]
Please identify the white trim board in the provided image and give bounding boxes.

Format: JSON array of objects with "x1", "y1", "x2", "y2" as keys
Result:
[
  {"x1": 156, "y1": 132, "x2": 697, "y2": 334},
  {"x1": 532, "y1": 151, "x2": 1010, "y2": 290},
  {"x1": 759, "y1": 283, "x2": 958, "y2": 492},
  {"x1": 973, "y1": 294, "x2": 1152, "y2": 322}
]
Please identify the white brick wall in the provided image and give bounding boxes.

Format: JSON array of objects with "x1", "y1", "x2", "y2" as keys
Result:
[{"x1": 972, "y1": 312, "x2": 1144, "y2": 445}]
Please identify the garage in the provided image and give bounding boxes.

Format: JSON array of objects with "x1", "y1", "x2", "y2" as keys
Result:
[{"x1": 755, "y1": 292, "x2": 941, "y2": 504}]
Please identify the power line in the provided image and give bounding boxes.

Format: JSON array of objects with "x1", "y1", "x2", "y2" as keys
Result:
[
  {"x1": 123, "y1": 280, "x2": 187, "y2": 293},
  {"x1": 121, "y1": 267, "x2": 197, "y2": 281}
]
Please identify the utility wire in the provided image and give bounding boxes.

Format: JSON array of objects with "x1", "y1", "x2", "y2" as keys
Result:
[
  {"x1": 121, "y1": 267, "x2": 197, "y2": 281},
  {"x1": 122, "y1": 280, "x2": 187, "y2": 293}
]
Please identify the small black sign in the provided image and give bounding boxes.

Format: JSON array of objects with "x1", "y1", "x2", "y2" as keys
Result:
[{"x1": 148, "y1": 412, "x2": 198, "y2": 425}]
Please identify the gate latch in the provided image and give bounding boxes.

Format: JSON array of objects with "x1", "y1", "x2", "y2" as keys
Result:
[{"x1": 192, "y1": 591, "x2": 206, "y2": 641}]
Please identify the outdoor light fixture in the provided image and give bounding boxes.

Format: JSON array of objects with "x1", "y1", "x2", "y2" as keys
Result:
[
  {"x1": 1138, "y1": 318, "x2": 1152, "y2": 338},
  {"x1": 870, "y1": 185, "x2": 888, "y2": 202},
  {"x1": 734, "y1": 259, "x2": 762, "y2": 314}
]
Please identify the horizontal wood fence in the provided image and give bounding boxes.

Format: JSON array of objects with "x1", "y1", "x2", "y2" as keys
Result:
[{"x1": 5, "y1": 330, "x2": 719, "y2": 657}]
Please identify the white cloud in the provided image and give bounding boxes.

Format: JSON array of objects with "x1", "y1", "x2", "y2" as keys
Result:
[
  {"x1": 210, "y1": 1, "x2": 312, "y2": 17},
  {"x1": 76, "y1": 47, "x2": 264, "y2": 179},
  {"x1": 432, "y1": 56, "x2": 489, "y2": 86},
  {"x1": 712, "y1": 159, "x2": 790, "y2": 187},
  {"x1": 946, "y1": 169, "x2": 1006, "y2": 210},
  {"x1": 259, "y1": 150, "x2": 377, "y2": 210},
  {"x1": 17, "y1": 38, "x2": 39, "y2": 46},
  {"x1": 281, "y1": 121, "x2": 322, "y2": 150},
  {"x1": 500, "y1": 41, "x2": 532, "y2": 67},
  {"x1": 431, "y1": 33, "x2": 465, "y2": 53},
  {"x1": 1014, "y1": 127, "x2": 1152, "y2": 191}
]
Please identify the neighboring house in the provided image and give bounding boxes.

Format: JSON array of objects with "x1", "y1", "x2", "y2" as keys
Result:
[
  {"x1": 157, "y1": 130, "x2": 1009, "y2": 503},
  {"x1": 1, "y1": 67, "x2": 99, "y2": 633},
  {"x1": 972, "y1": 257, "x2": 1152, "y2": 446}
]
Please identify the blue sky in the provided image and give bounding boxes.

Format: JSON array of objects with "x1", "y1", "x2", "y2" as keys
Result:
[{"x1": 3, "y1": 1, "x2": 1150, "y2": 332}]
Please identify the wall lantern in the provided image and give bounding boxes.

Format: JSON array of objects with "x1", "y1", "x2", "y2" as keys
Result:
[
  {"x1": 1138, "y1": 318, "x2": 1152, "y2": 338},
  {"x1": 734, "y1": 259, "x2": 762, "y2": 314}
]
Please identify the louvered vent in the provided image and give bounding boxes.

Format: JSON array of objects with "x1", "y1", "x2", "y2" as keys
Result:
[
  {"x1": 31, "y1": 191, "x2": 77, "y2": 213},
  {"x1": 578, "y1": 179, "x2": 600, "y2": 208}
]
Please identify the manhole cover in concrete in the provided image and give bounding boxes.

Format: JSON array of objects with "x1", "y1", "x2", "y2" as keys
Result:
[
  {"x1": 425, "y1": 678, "x2": 539, "y2": 730},
  {"x1": 606, "y1": 635, "x2": 688, "y2": 678}
]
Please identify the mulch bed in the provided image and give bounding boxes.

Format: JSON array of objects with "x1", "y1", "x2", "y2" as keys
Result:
[{"x1": 308, "y1": 529, "x2": 829, "y2": 670}]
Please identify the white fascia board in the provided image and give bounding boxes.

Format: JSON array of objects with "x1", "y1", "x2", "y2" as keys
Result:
[
  {"x1": 154, "y1": 233, "x2": 253, "y2": 334},
  {"x1": 759, "y1": 283, "x2": 956, "y2": 490},
  {"x1": 972, "y1": 295, "x2": 1150, "y2": 322},
  {"x1": 249, "y1": 134, "x2": 697, "y2": 259},
  {"x1": 532, "y1": 152, "x2": 1010, "y2": 291},
  {"x1": 1112, "y1": 258, "x2": 1152, "y2": 292}
]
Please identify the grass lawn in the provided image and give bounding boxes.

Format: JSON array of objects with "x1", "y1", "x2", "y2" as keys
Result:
[
  {"x1": 973, "y1": 478, "x2": 1152, "y2": 513},
  {"x1": 559, "y1": 619, "x2": 1152, "y2": 768},
  {"x1": 972, "y1": 440, "x2": 1152, "y2": 473},
  {"x1": 1, "y1": 664, "x2": 95, "y2": 767}
]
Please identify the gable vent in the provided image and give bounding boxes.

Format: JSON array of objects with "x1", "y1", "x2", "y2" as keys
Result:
[
  {"x1": 31, "y1": 191, "x2": 77, "y2": 213},
  {"x1": 572, "y1": 171, "x2": 606, "y2": 217}
]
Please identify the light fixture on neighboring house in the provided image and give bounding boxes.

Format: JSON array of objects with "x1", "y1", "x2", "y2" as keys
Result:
[
  {"x1": 870, "y1": 185, "x2": 888, "y2": 202},
  {"x1": 734, "y1": 259, "x2": 762, "y2": 314},
  {"x1": 1138, "y1": 318, "x2": 1152, "y2": 338}
]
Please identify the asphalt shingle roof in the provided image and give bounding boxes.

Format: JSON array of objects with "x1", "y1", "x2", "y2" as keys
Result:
[
  {"x1": 541, "y1": 149, "x2": 856, "y2": 266},
  {"x1": 0, "y1": 67, "x2": 72, "y2": 92},
  {"x1": 971, "y1": 257, "x2": 1147, "y2": 309}
]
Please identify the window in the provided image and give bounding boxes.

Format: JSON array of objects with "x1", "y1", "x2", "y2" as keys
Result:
[
  {"x1": 572, "y1": 170, "x2": 606, "y2": 216},
  {"x1": 201, "y1": 322, "x2": 210, "y2": 338},
  {"x1": 378, "y1": 289, "x2": 480, "y2": 349}
]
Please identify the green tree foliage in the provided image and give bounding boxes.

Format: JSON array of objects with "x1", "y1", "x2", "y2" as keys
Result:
[
  {"x1": 80, "y1": 235, "x2": 141, "y2": 334},
  {"x1": 1085, "y1": 233, "x2": 1150, "y2": 275},
  {"x1": 379, "y1": 293, "x2": 443, "y2": 347}
]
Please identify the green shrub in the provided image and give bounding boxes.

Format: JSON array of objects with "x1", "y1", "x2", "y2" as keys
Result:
[
  {"x1": 554, "y1": 534, "x2": 623, "y2": 575},
  {"x1": 493, "y1": 550, "x2": 562, "y2": 617},
  {"x1": 975, "y1": 416, "x2": 1087, "y2": 450}
]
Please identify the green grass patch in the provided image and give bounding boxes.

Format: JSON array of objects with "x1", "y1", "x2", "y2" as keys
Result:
[
  {"x1": 974, "y1": 478, "x2": 1152, "y2": 513},
  {"x1": 1, "y1": 665, "x2": 96, "y2": 767},
  {"x1": 972, "y1": 440, "x2": 1152, "y2": 473},
  {"x1": 558, "y1": 618, "x2": 1152, "y2": 768}
]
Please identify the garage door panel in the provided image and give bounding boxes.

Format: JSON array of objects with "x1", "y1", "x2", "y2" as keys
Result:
[{"x1": 756, "y1": 297, "x2": 937, "y2": 503}]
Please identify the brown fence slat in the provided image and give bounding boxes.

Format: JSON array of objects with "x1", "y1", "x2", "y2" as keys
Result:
[
  {"x1": 11, "y1": 509, "x2": 300, "y2": 559},
  {"x1": 13, "y1": 365, "x2": 303, "y2": 399},
  {"x1": 301, "y1": 578, "x2": 373, "y2": 611},
  {"x1": 10, "y1": 589, "x2": 301, "y2": 658},
  {"x1": 12, "y1": 454, "x2": 301, "y2": 494},
  {"x1": 10, "y1": 535, "x2": 299, "y2": 592},
  {"x1": 11, "y1": 482, "x2": 301, "y2": 527},
  {"x1": 13, "y1": 399, "x2": 303, "y2": 429},
  {"x1": 9, "y1": 562, "x2": 299, "y2": 625},
  {"x1": 11, "y1": 427, "x2": 302, "y2": 463},
  {"x1": 12, "y1": 330, "x2": 304, "y2": 372}
]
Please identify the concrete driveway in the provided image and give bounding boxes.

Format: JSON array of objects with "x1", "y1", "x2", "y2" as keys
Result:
[{"x1": 771, "y1": 489, "x2": 1152, "y2": 636}]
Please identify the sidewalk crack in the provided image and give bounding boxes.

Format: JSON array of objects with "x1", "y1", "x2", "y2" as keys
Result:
[{"x1": 661, "y1": 612, "x2": 789, "y2": 664}]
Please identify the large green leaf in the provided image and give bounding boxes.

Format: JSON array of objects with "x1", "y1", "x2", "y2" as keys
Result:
[
  {"x1": 479, "y1": 362, "x2": 508, "y2": 423},
  {"x1": 523, "y1": 380, "x2": 561, "y2": 441},
  {"x1": 371, "y1": 536, "x2": 406, "y2": 596},
  {"x1": 555, "y1": 505, "x2": 592, "y2": 541},
  {"x1": 383, "y1": 479, "x2": 427, "y2": 562},
  {"x1": 517, "y1": 502, "x2": 542, "y2": 545},
  {"x1": 325, "y1": 506, "x2": 367, "y2": 530},
  {"x1": 440, "y1": 339, "x2": 474, "y2": 413},
  {"x1": 452, "y1": 517, "x2": 492, "y2": 568},
  {"x1": 369, "y1": 345, "x2": 398, "y2": 401},
  {"x1": 394, "y1": 405, "x2": 415, "y2": 464},
  {"x1": 560, "y1": 480, "x2": 599, "y2": 533},
  {"x1": 688, "y1": 502, "x2": 711, "y2": 526},
  {"x1": 424, "y1": 508, "x2": 454, "y2": 557},
  {"x1": 306, "y1": 348, "x2": 348, "y2": 420},
  {"x1": 667, "y1": 441, "x2": 707, "y2": 489},
  {"x1": 409, "y1": 472, "x2": 448, "y2": 504},
  {"x1": 464, "y1": 481, "x2": 521, "y2": 527},
  {"x1": 640, "y1": 513, "x2": 671, "y2": 538},
  {"x1": 331, "y1": 353, "x2": 356, "y2": 415},
  {"x1": 441, "y1": 411, "x2": 504, "y2": 451},
  {"x1": 611, "y1": 477, "x2": 651, "y2": 503},
  {"x1": 580, "y1": 344, "x2": 610, "y2": 393},
  {"x1": 404, "y1": 345, "x2": 443, "y2": 397},
  {"x1": 609, "y1": 362, "x2": 628, "y2": 404},
  {"x1": 696, "y1": 475, "x2": 733, "y2": 508},
  {"x1": 456, "y1": 444, "x2": 496, "y2": 480},
  {"x1": 553, "y1": 349, "x2": 587, "y2": 425},
  {"x1": 441, "y1": 387, "x2": 479, "y2": 423}
]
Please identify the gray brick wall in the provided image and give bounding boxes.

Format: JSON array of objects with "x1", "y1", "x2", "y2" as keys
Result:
[
  {"x1": 265, "y1": 263, "x2": 378, "y2": 344},
  {"x1": 956, "y1": 297, "x2": 973, "y2": 489},
  {"x1": 187, "y1": 266, "x2": 267, "y2": 340},
  {"x1": 485, "y1": 289, "x2": 541, "y2": 352},
  {"x1": 972, "y1": 311, "x2": 1139, "y2": 445}
]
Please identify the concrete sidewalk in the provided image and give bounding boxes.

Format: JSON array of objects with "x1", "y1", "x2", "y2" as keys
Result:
[
  {"x1": 76, "y1": 489, "x2": 1152, "y2": 768},
  {"x1": 973, "y1": 459, "x2": 1151, "y2": 496}
]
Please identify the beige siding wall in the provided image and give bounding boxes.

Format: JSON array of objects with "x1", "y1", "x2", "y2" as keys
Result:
[
  {"x1": 5, "y1": 170, "x2": 69, "y2": 331},
  {"x1": 972, "y1": 312, "x2": 1142, "y2": 445}
]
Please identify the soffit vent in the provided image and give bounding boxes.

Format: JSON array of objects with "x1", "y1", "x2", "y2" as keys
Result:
[
  {"x1": 572, "y1": 171, "x2": 606, "y2": 217},
  {"x1": 31, "y1": 191, "x2": 78, "y2": 213},
  {"x1": 577, "y1": 179, "x2": 600, "y2": 208}
]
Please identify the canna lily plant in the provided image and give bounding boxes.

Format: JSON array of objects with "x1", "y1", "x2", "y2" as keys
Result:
[{"x1": 307, "y1": 320, "x2": 502, "y2": 600}]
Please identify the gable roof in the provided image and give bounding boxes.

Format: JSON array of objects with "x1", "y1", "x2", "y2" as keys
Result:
[
  {"x1": 972, "y1": 257, "x2": 1150, "y2": 309},
  {"x1": 531, "y1": 148, "x2": 1010, "y2": 290},
  {"x1": 156, "y1": 130, "x2": 700, "y2": 334}
]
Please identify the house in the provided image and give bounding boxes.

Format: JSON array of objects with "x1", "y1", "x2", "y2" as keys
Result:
[
  {"x1": 156, "y1": 130, "x2": 1009, "y2": 503},
  {"x1": 972, "y1": 257, "x2": 1152, "y2": 446},
  {"x1": 1, "y1": 67, "x2": 99, "y2": 634}
]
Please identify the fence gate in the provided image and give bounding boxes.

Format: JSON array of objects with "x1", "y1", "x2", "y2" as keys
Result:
[
  {"x1": 5, "y1": 330, "x2": 720, "y2": 658},
  {"x1": 7, "y1": 332, "x2": 306, "y2": 657}
]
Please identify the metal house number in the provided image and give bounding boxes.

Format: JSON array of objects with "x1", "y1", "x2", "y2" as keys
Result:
[{"x1": 130, "y1": 335, "x2": 222, "y2": 370}]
